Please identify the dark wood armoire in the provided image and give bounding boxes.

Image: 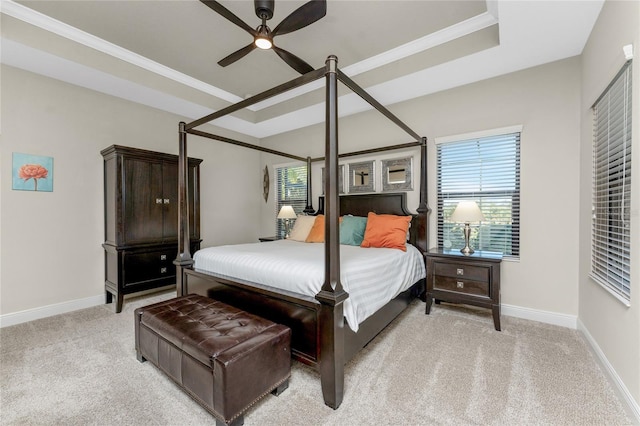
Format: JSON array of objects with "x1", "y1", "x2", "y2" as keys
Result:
[{"x1": 101, "y1": 145, "x2": 202, "y2": 313}]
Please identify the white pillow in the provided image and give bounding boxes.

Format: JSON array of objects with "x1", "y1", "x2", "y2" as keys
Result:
[{"x1": 288, "y1": 215, "x2": 316, "y2": 241}]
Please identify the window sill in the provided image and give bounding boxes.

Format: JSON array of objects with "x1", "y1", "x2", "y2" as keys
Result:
[{"x1": 589, "y1": 274, "x2": 631, "y2": 307}]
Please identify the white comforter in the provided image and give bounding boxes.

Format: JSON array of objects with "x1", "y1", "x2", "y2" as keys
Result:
[{"x1": 193, "y1": 240, "x2": 426, "y2": 332}]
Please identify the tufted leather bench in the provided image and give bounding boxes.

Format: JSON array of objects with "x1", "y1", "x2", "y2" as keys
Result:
[{"x1": 134, "y1": 294, "x2": 291, "y2": 426}]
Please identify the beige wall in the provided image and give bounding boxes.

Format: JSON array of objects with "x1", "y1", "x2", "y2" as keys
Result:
[
  {"x1": 260, "y1": 57, "x2": 583, "y2": 319},
  {"x1": 0, "y1": 65, "x2": 262, "y2": 317},
  {"x1": 579, "y1": 0, "x2": 640, "y2": 412}
]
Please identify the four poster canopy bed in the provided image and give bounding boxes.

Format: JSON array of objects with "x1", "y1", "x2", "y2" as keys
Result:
[{"x1": 174, "y1": 55, "x2": 430, "y2": 409}]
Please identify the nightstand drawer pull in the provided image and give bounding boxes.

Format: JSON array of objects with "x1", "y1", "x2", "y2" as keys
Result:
[
  {"x1": 457, "y1": 281, "x2": 464, "y2": 289},
  {"x1": 160, "y1": 254, "x2": 167, "y2": 260},
  {"x1": 457, "y1": 268, "x2": 464, "y2": 276},
  {"x1": 160, "y1": 267, "x2": 167, "y2": 274},
  {"x1": 155, "y1": 198, "x2": 163, "y2": 204}
]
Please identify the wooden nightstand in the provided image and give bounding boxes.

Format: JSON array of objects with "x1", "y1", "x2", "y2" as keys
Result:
[{"x1": 425, "y1": 248, "x2": 503, "y2": 331}]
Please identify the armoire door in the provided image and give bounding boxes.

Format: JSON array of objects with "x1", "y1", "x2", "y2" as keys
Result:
[{"x1": 123, "y1": 157, "x2": 164, "y2": 243}]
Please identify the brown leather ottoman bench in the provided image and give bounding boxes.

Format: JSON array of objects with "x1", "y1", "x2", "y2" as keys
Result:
[{"x1": 134, "y1": 294, "x2": 291, "y2": 426}]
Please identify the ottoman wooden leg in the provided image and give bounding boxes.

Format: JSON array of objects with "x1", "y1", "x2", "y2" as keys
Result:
[
  {"x1": 216, "y1": 415, "x2": 244, "y2": 426},
  {"x1": 271, "y1": 379, "x2": 289, "y2": 396}
]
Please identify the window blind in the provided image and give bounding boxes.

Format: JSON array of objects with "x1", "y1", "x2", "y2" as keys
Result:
[
  {"x1": 591, "y1": 61, "x2": 632, "y2": 302},
  {"x1": 275, "y1": 164, "x2": 307, "y2": 238},
  {"x1": 437, "y1": 132, "x2": 521, "y2": 257}
]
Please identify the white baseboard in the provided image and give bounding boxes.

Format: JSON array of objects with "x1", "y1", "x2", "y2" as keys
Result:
[
  {"x1": 0, "y1": 285, "x2": 176, "y2": 328},
  {"x1": 0, "y1": 294, "x2": 105, "y2": 328},
  {"x1": 577, "y1": 319, "x2": 640, "y2": 425},
  {"x1": 502, "y1": 303, "x2": 578, "y2": 329}
]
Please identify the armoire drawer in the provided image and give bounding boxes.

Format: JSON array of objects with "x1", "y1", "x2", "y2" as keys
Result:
[{"x1": 123, "y1": 249, "x2": 176, "y2": 286}]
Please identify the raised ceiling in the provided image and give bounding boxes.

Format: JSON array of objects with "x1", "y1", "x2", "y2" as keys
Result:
[{"x1": 1, "y1": 0, "x2": 604, "y2": 138}]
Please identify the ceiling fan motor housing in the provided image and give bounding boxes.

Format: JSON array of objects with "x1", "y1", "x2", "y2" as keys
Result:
[{"x1": 255, "y1": 0, "x2": 274, "y2": 20}]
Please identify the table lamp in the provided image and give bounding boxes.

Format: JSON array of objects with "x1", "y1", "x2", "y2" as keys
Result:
[
  {"x1": 277, "y1": 205, "x2": 297, "y2": 238},
  {"x1": 449, "y1": 201, "x2": 485, "y2": 255}
]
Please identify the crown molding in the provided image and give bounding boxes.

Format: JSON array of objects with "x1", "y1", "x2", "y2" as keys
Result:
[
  {"x1": 251, "y1": 11, "x2": 498, "y2": 110},
  {"x1": 2, "y1": 0, "x2": 497, "y2": 114},
  {"x1": 1, "y1": 0, "x2": 244, "y2": 105}
]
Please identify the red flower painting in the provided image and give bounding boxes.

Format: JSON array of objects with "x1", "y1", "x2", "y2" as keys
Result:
[{"x1": 19, "y1": 164, "x2": 49, "y2": 191}]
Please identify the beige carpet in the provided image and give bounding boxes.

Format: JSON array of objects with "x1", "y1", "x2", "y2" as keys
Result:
[{"x1": 0, "y1": 291, "x2": 632, "y2": 425}]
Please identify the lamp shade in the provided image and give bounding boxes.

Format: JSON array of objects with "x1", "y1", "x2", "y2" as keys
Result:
[
  {"x1": 277, "y1": 205, "x2": 297, "y2": 219},
  {"x1": 449, "y1": 201, "x2": 485, "y2": 223}
]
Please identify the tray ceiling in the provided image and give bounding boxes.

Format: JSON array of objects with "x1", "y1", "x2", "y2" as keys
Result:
[{"x1": 1, "y1": 0, "x2": 603, "y2": 138}]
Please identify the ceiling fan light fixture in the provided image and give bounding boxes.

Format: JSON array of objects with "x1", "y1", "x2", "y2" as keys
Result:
[
  {"x1": 255, "y1": 36, "x2": 272, "y2": 49},
  {"x1": 254, "y1": 24, "x2": 272, "y2": 49}
]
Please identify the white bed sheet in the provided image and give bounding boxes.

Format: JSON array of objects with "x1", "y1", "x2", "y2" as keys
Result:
[{"x1": 193, "y1": 240, "x2": 426, "y2": 332}]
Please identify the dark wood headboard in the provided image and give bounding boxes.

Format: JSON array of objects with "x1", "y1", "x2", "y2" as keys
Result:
[
  {"x1": 317, "y1": 193, "x2": 412, "y2": 217},
  {"x1": 316, "y1": 193, "x2": 422, "y2": 249}
]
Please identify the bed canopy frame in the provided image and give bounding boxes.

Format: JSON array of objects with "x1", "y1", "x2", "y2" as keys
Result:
[{"x1": 174, "y1": 55, "x2": 429, "y2": 409}]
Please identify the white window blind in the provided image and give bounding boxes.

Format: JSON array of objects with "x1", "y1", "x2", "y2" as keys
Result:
[
  {"x1": 591, "y1": 61, "x2": 632, "y2": 302},
  {"x1": 437, "y1": 132, "x2": 521, "y2": 257},
  {"x1": 275, "y1": 164, "x2": 307, "y2": 238}
]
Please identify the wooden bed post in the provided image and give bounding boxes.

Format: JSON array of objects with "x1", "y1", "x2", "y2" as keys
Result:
[
  {"x1": 175, "y1": 121, "x2": 193, "y2": 296},
  {"x1": 315, "y1": 55, "x2": 348, "y2": 410},
  {"x1": 416, "y1": 136, "x2": 431, "y2": 253},
  {"x1": 303, "y1": 156, "x2": 314, "y2": 214}
]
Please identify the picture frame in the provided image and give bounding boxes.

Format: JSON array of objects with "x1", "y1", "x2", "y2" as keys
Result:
[
  {"x1": 381, "y1": 157, "x2": 413, "y2": 191},
  {"x1": 321, "y1": 165, "x2": 345, "y2": 194},
  {"x1": 12, "y1": 153, "x2": 54, "y2": 192},
  {"x1": 348, "y1": 160, "x2": 375, "y2": 193}
]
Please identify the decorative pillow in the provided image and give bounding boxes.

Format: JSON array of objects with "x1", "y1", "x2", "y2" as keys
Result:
[
  {"x1": 305, "y1": 215, "x2": 344, "y2": 243},
  {"x1": 360, "y1": 212, "x2": 412, "y2": 251},
  {"x1": 340, "y1": 215, "x2": 367, "y2": 246},
  {"x1": 305, "y1": 215, "x2": 325, "y2": 243},
  {"x1": 288, "y1": 215, "x2": 316, "y2": 242}
]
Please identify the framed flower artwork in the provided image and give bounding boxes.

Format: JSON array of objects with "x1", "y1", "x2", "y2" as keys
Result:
[{"x1": 12, "y1": 153, "x2": 54, "y2": 192}]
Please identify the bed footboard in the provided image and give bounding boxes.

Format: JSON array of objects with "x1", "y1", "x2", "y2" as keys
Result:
[
  {"x1": 180, "y1": 266, "x2": 422, "y2": 410},
  {"x1": 184, "y1": 268, "x2": 322, "y2": 366}
]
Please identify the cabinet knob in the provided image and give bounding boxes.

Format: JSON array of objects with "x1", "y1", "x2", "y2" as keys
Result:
[
  {"x1": 456, "y1": 281, "x2": 464, "y2": 289},
  {"x1": 160, "y1": 254, "x2": 167, "y2": 260},
  {"x1": 160, "y1": 267, "x2": 167, "y2": 274},
  {"x1": 456, "y1": 268, "x2": 464, "y2": 276},
  {"x1": 163, "y1": 199, "x2": 170, "y2": 204},
  {"x1": 155, "y1": 198, "x2": 163, "y2": 204}
]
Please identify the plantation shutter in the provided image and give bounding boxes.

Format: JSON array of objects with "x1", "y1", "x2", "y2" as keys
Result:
[
  {"x1": 437, "y1": 132, "x2": 521, "y2": 257},
  {"x1": 275, "y1": 164, "x2": 308, "y2": 238},
  {"x1": 591, "y1": 61, "x2": 632, "y2": 302}
]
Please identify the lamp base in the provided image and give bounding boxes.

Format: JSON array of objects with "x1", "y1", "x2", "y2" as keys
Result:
[
  {"x1": 460, "y1": 246, "x2": 475, "y2": 256},
  {"x1": 460, "y1": 222, "x2": 474, "y2": 256}
]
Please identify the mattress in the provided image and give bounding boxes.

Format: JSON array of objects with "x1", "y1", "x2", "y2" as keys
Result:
[{"x1": 193, "y1": 240, "x2": 426, "y2": 332}]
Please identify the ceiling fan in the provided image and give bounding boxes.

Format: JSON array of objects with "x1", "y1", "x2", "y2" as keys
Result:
[{"x1": 201, "y1": 0, "x2": 326, "y2": 74}]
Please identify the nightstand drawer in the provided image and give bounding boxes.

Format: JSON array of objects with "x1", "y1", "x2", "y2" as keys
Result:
[
  {"x1": 434, "y1": 262, "x2": 489, "y2": 282},
  {"x1": 434, "y1": 276, "x2": 489, "y2": 297}
]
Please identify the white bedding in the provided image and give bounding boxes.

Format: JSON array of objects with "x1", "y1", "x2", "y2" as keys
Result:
[{"x1": 193, "y1": 240, "x2": 426, "y2": 332}]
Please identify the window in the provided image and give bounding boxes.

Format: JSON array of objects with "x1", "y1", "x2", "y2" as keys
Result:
[
  {"x1": 275, "y1": 164, "x2": 307, "y2": 238},
  {"x1": 591, "y1": 61, "x2": 632, "y2": 303},
  {"x1": 437, "y1": 131, "x2": 521, "y2": 258}
]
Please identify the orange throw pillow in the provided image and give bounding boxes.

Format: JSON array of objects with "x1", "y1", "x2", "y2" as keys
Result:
[
  {"x1": 305, "y1": 215, "x2": 325, "y2": 243},
  {"x1": 360, "y1": 212, "x2": 411, "y2": 251},
  {"x1": 304, "y1": 215, "x2": 344, "y2": 243}
]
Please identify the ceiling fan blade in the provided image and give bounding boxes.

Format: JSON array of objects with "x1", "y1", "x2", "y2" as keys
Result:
[
  {"x1": 218, "y1": 43, "x2": 257, "y2": 67},
  {"x1": 200, "y1": 0, "x2": 257, "y2": 36},
  {"x1": 272, "y1": 0, "x2": 326, "y2": 37},
  {"x1": 272, "y1": 45, "x2": 314, "y2": 74}
]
